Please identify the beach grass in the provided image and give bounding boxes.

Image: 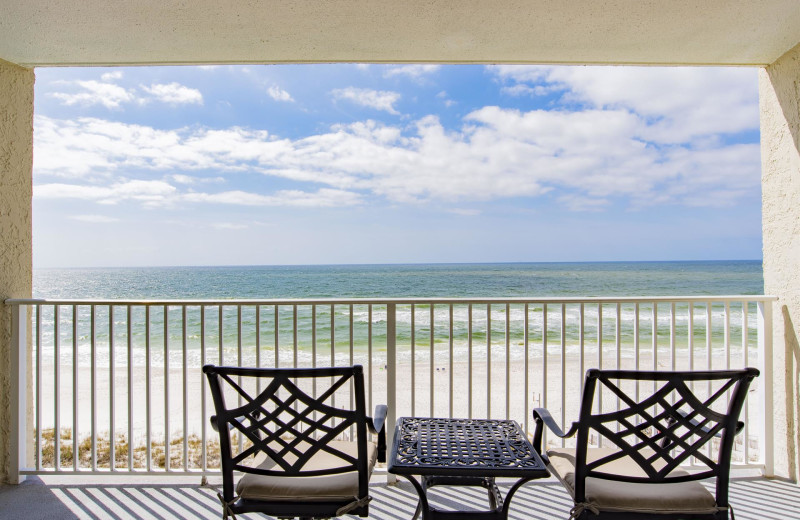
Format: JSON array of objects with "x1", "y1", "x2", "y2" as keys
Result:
[{"x1": 37, "y1": 428, "x2": 222, "y2": 470}]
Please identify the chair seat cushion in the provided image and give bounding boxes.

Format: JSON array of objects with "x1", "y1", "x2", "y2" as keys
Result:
[
  {"x1": 547, "y1": 447, "x2": 719, "y2": 515},
  {"x1": 236, "y1": 440, "x2": 378, "y2": 502}
]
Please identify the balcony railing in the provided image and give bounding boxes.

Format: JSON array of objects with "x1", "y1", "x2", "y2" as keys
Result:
[{"x1": 6, "y1": 295, "x2": 776, "y2": 481}]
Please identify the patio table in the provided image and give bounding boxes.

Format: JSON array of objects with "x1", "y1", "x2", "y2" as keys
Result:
[{"x1": 388, "y1": 417, "x2": 549, "y2": 520}]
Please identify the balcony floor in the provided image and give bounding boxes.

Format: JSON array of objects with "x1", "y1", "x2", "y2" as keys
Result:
[{"x1": 1, "y1": 472, "x2": 798, "y2": 520}]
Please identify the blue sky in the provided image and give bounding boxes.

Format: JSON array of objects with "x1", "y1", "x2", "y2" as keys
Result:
[{"x1": 32, "y1": 64, "x2": 762, "y2": 268}]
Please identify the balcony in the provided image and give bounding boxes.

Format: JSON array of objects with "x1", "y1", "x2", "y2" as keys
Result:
[
  {"x1": 1, "y1": 294, "x2": 784, "y2": 518},
  {"x1": 3, "y1": 0, "x2": 800, "y2": 498},
  {"x1": 5, "y1": 295, "x2": 773, "y2": 470}
]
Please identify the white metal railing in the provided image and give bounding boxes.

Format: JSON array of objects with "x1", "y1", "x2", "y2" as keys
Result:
[{"x1": 6, "y1": 295, "x2": 776, "y2": 480}]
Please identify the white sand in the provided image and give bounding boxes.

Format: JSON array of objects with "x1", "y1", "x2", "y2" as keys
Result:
[{"x1": 37, "y1": 347, "x2": 746, "y2": 447}]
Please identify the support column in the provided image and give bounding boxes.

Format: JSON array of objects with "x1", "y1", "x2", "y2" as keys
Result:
[
  {"x1": 760, "y1": 42, "x2": 800, "y2": 481},
  {"x1": 0, "y1": 58, "x2": 35, "y2": 483}
]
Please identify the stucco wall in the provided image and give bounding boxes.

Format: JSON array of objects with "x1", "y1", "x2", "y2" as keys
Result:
[
  {"x1": 761, "y1": 42, "x2": 800, "y2": 480},
  {"x1": 0, "y1": 59, "x2": 34, "y2": 483}
]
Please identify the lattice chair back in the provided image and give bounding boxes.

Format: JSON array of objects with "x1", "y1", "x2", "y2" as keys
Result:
[
  {"x1": 571, "y1": 368, "x2": 759, "y2": 507},
  {"x1": 204, "y1": 364, "x2": 373, "y2": 517}
]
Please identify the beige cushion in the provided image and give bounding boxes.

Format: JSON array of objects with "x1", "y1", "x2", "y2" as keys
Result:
[
  {"x1": 236, "y1": 440, "x2": 377, "y2": 502},
  {"x1": 547, "y1": 447, "x2": 719, "y2": 514}
]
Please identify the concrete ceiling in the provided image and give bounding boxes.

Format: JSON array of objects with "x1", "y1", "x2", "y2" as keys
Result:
[{"x1": 2, "y1": 0, "x2": 799, "y2": 68}]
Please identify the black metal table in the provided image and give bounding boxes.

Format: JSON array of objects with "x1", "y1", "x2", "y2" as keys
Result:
[{"x1": 388, "y1": 417, "x2": 549, "y2": 520}]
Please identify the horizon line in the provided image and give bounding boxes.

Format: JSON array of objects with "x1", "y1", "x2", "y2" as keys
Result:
[{"x1": 34, "y1": 258, "x2": 763, "y2": 270}]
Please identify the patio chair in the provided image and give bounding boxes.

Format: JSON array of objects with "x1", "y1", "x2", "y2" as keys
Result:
[
  {"x1": 204, "y1": 364, "x2": 387, "y2": 519},
  {"x1": 533, "y1": 368, "x2": 759, "y2": 520}
]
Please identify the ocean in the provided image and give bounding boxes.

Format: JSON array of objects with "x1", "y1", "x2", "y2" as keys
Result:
[
  {"x1": 30, "y1": 261, "x2": 766, "y2": 438},
  {"x1": 34, "y1": 260, "x2": 763, "y2": 300},
  {"x1": 32, "y1": 261, "x2": 764, "y2": 367}
]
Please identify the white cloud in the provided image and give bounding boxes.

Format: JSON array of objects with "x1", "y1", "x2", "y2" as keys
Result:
[
  {"x1": 557, "y1": 194, "x2": 610, "y2": 212},
  {"x1": 170, "y1": 174, "x2": 197, "y2": 185},
  {"x1": 448, "y1": 208, "x2": 481, "y2": 216},
  {"x1": 70, "y1": 214, "x2": 120, "y2": 223},
  {"x1": 35, "y1": 174, "x2": 362, "y2": 209},
  {"x1": 35, "y1": 180, "x2": 177, "y2": 207},
  {"x1": 212, "y1": 222, "x2": 248, "y2": 230},
  {"x1": 49, "y1": 76, "x2": 203, "y2": 109},
  {"x1": 267, "y1": 85, "x2": 294, "y2": 102},
  {"x1": 182, "y1": 188, "x2": 362, "y2": 207},
  {"x1": 169, "y1": 174, "x2": 225, "y2": 185},
  {"x1": 500, "y1": 84, "x2": 556, "y2": 97},
  {"x1": 50, "y1": 80, "x2": 136, "y2": 109},
  {"x1": 100, "y1": 71, "x2": 123, "y2": 82},
  {"x1": 140, "y1": 82, "x2": 203, "y2": 105},
  {"x1": 490, "y1": 65, "x2": 758, "y2": 143},
  {"x1": 384, "y1": 65, "x2": 440, "y2": 79},
  {"x1": 437, "y1": 91, "x2": 456, "y2": 107},
  {"x1": 34, "y1": 87, "x2": 760, "y2": 211},
  {"x1": 33, "y1": 116, "x2": 201, "y2": 177},
  {"x1": 331, "y1": 87, "x2": 401, "y2": 115}
]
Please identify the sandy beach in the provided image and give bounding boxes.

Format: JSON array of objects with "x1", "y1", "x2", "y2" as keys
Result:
[{"x1": 37, "y1": 346, "x2": 759, "y2": 449}]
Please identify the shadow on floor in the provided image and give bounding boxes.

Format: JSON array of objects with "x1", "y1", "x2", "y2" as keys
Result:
[{"x1": 1, "y1": 475, "x2": 798, "y2": 519}]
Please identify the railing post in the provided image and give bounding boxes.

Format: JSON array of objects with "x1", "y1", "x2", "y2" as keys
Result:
[
  {"x1": 757, "y1": 301, "x2": 774, "y2": 477},
  {"x1": 10, "y1": 303, "x2": 27, "y2": 483},
  {"x1": 386, "y1": 302, "x2": 397, "y2": 484}
]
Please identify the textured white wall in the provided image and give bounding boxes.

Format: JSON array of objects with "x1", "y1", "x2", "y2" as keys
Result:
[
  {"x1": 760, "y1": 42, "x2": 800, "y2": 480},
  {"x1": 0, "y1": 59, "x2": 34, "y2": 483}
]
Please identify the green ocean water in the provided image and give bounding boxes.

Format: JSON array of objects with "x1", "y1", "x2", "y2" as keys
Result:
[
  {"x1": 34, "y1": 261, "x2": 763, "y2": 300},
  {"x1": 33, "y1": 261, "x2": 764, "y2": 367}
]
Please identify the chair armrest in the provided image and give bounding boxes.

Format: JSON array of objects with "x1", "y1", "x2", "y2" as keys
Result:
[
  {"x1": 532, "y1": 408, "x2": 580, "y2": 457},
  {"x1": 369, "y1": 404, "x2": 388, "y2": 434},
  {"x1": 368, "y1": 404, "x2": 387, "y2": 434},
  {"x1": 367, "y1": 404, "x2": 388, "y2": 463},
  {"x1": 211, "y1": 415, "x2": 239, "y2": 434}
]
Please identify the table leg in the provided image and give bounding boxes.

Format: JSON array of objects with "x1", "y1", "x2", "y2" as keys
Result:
[
  {"x1": 484, "y1": 477, "x2": 501, "y2": 510},
  {"x1": 401, "y1": 475, "x2": 429, "y2": 520},
  {"x1": 412, "y1": 499, "x2": 423, "y2": 520},
  {"x1": 398, "y1": 475, "x2": 534, "y2": 520},
  {"x1": 501, "y1": 477, "x2": 534, "y2": 519}
]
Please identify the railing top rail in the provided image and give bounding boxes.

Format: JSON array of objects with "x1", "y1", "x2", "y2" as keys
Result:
[{"x1": 4, "y1": 295, "x2": 778, "y2": 306}]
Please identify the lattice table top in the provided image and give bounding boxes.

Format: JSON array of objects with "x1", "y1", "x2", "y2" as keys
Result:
[{"x1": 389, "y1": 417, "x2": 549, "y2": 478}]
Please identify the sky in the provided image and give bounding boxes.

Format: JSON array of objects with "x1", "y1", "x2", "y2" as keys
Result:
[{"x1": 32, "y1": 64, "x2": 762, "y2": 268}]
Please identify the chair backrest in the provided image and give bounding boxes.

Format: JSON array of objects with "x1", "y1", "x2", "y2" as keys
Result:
[
  {"x1": 203, "y1": 364, "x2": 370, "y2": 503},
  {"x1": 572, "y1": 368, "x2": 759, "y2": 506}
]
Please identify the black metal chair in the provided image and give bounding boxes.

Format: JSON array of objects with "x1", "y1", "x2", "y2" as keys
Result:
[
  {"x1": 533, "y1": 368, "x2": 759, "y2": 520},
  {"x1": 204, "y1": 364, "x2": 387, "y2": 519}
]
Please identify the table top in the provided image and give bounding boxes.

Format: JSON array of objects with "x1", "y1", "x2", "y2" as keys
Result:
[{"x1": 388, "y1": 417, "x2": 549, "y2": 478}]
